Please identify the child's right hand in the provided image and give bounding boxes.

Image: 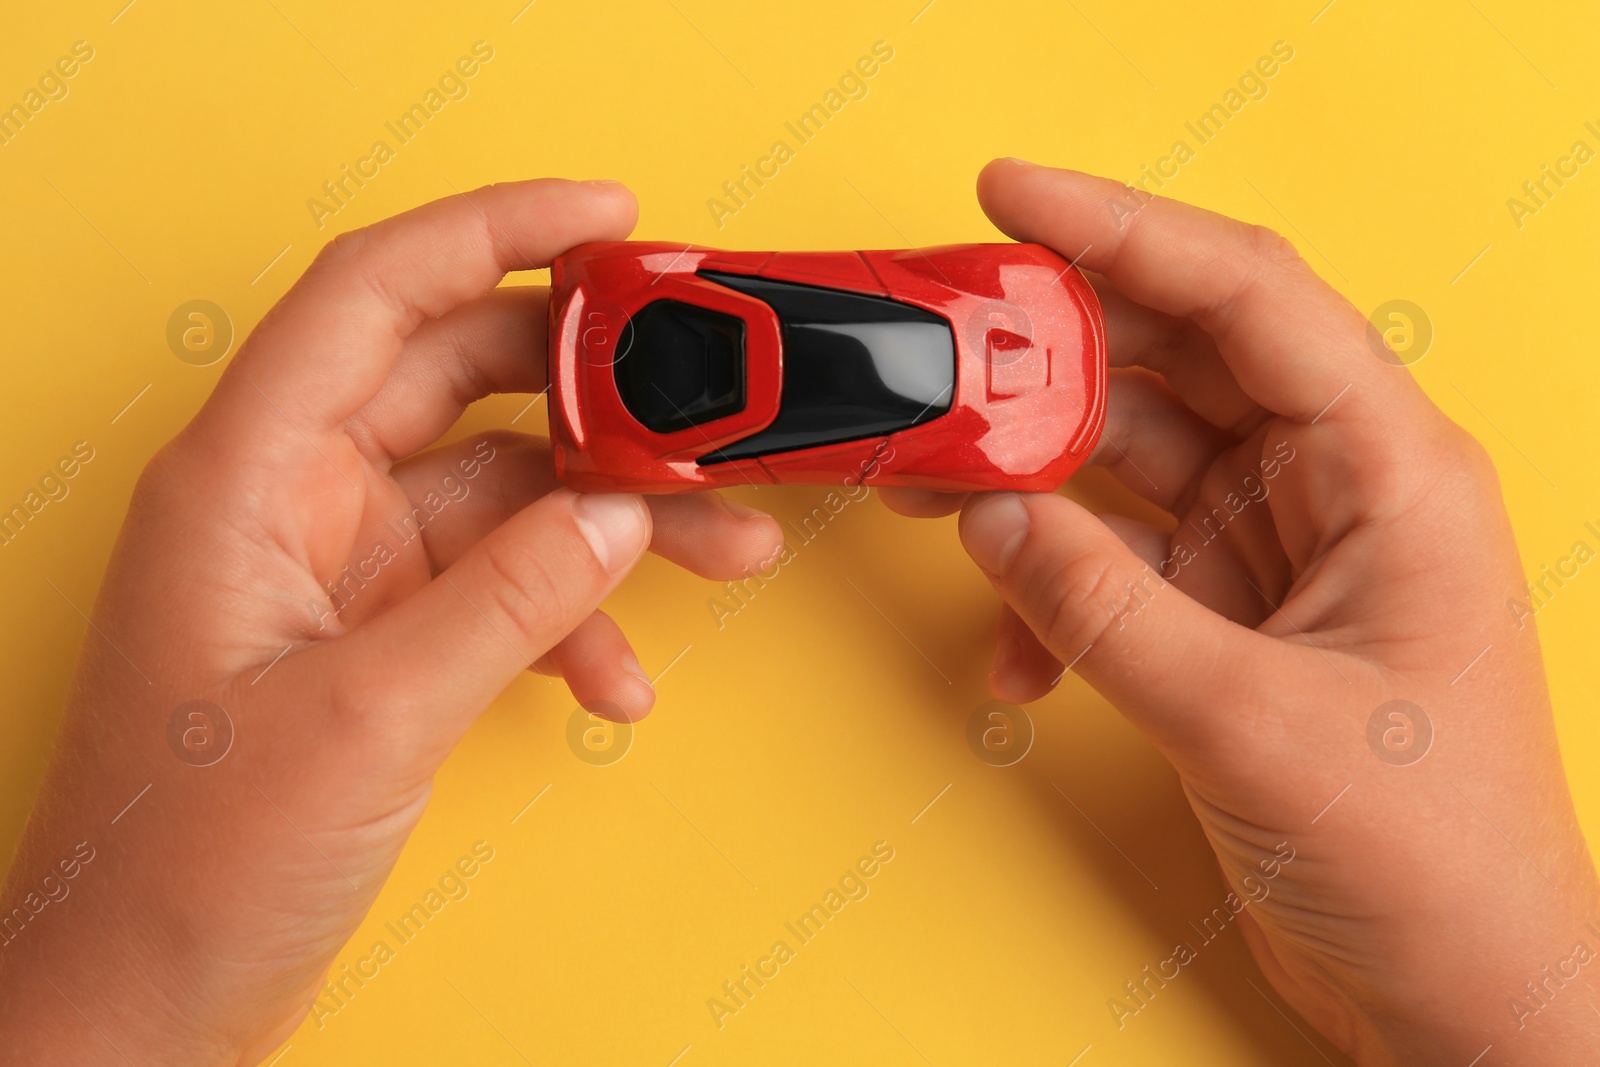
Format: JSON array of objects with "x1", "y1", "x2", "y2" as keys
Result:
[{"x1": 884, "y1": 159, "x2": 1600, "y2": 1065}]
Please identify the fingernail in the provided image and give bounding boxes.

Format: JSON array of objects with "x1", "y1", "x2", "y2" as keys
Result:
[
  {"x1": 572, "y1": 493, "x2": 648, "y2": 573},
  {"x1": 586, "y1": 178, "x2": 622, "y2": 187},
  {"x1": 621, "y1": 653, "x2": 652, "y2": 686},
  {"x1": 961, "y1": 494, "x2": 1030, "y2": 574},
  {"x1": 1003, "y1": 157, "x2": 1037, "y2": 167},
  {"x1": 721, "y1": 498, "x2": 765, "y2": 521}
]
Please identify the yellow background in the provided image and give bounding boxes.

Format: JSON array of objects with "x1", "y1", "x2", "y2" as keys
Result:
[{"x1": 3, "y1": 1, "x2": 1597, "y2": 1063}]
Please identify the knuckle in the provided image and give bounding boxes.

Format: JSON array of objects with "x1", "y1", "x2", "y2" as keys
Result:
[
  {"x1": 127, "y1": 435, "x2": 217, "y2": 523},
  {"x1": 313, "y1": 227, "x2": 373, "y2": 272},
  {"x1": 1208, "y1": 225, "x2": 1311, "y2": 327},
  {"x1": 475, "y1": 536, "x2": 581, "y2": 654},
  {"x1": 132, "y1": 438, "x2": 181, "y2": 496},
  {"x1": 326, "y1": 670, "x2": 439, "y2": 762},
  {"x1": 1246, "y1": 223, "x2": 1302, "y2": 266},
  {"x1": 1434, "y1": 422, "x2": 1504, "y2": 507},
  {"x1": 1033, "y1": 549, "x2": 1133, "y2": 658},
  {"x1": 1361, "y1": 416, "x2": 1505, "y2": 527},
  {"x1": 308, "y1": 225, "x2": 421, "y2": 328},
  {"x1": 327, "y1": 667, "x2": 402, "y2": 733},
  {"x1": 1451, "y1": 424, "x2": 1498, "y2": 479}
]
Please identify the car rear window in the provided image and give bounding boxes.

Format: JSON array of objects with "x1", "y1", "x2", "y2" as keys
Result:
[
  {"x1": 614, "y1": 299, "x2": 746, "y2": 434},
  {"x1": 695, "y1": 271, "x2": 953, "y2": 464}
]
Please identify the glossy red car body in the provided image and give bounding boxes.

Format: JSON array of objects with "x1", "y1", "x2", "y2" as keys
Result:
[{"x1": 548, "y1": 241, "x2": 1106, "y2": 493}]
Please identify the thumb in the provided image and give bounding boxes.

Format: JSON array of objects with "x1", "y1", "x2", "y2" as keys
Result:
[
  {"x1": 327, "y1": 488, "x2": 650, "y2": 742},
  {"x1": 959, "y1": 492, "x2": 1274, "y2": 750}
]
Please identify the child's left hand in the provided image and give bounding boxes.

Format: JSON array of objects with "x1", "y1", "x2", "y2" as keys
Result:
[{"x1": 0, "y1": 178, "x2": 783, "y2": 1064}]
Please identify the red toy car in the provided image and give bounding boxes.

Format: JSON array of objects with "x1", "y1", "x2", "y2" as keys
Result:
[{"x1": 547, "y1": 241, "x2": 1106, "y2": 493}]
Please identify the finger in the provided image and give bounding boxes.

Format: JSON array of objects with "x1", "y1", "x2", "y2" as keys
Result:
[
  {"x1": 540, "y1": 610, "x2": 654, "y2": 722},
  {"x1": 1163, "y1": 431, "x2": 1299, "y2": 626},
  {"x1": 214, "y1": 179, "x2": 636, "y2": 432},
  {"x1": 348, "y1": 287, "x2": 549, "y2": 465},
  {"x1": 389, "y1": 435, "x2": 786, "y2": 581},
  {"x1": 388, "y1": 433, "x2": 557, "y2": 575},
  {"x1": 645, "y1": 494, "x2": 786, "y2": 579},
  {"x1": 876, "y1": 488, "x2": 970, "y2": 518},
  {"x1": 326, "y1": 488, "x2": 651, "y2": 750},
  {"x1": 1098, "y1": 513, "x2": 1171, "y2": 571},
  {"x1": 1091, "y1": 368, "x2": 1234, "y2": 514},
  {"x1": 1093, "y1": 277, "x2": 1264, "y2": 434},
  {"x1": 388, "y1": 439, "x2": 776, "y2": 725},
  {"x1": 958, "y1": 491, "x2": 1290, "y2": 751},
  {"x1": 990, "y1": 602, "x2": 1064, "y2": 704},
  {"x1": 977, "y1": 160, "x2": 1416, "y2": 424}
]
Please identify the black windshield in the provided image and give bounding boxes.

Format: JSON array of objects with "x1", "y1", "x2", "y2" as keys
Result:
[
  {"x1": 614, "y1": 299, "x2": 746, "y2": 435},
  {"x1": 696, "y1": 271, "x2": 954, "y2": 464}
]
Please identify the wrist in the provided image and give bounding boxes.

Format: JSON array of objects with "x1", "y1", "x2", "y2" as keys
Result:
[
  {"x1": 0, "y1": 898, "x2": 244, "y2": 1066},
  {"x1": 1360, "y1": 995, "x2": 1600, "y2": 1067},
  {"x1": 1350, "y1": 914, "x2": 1600, "y2": 1066}
]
